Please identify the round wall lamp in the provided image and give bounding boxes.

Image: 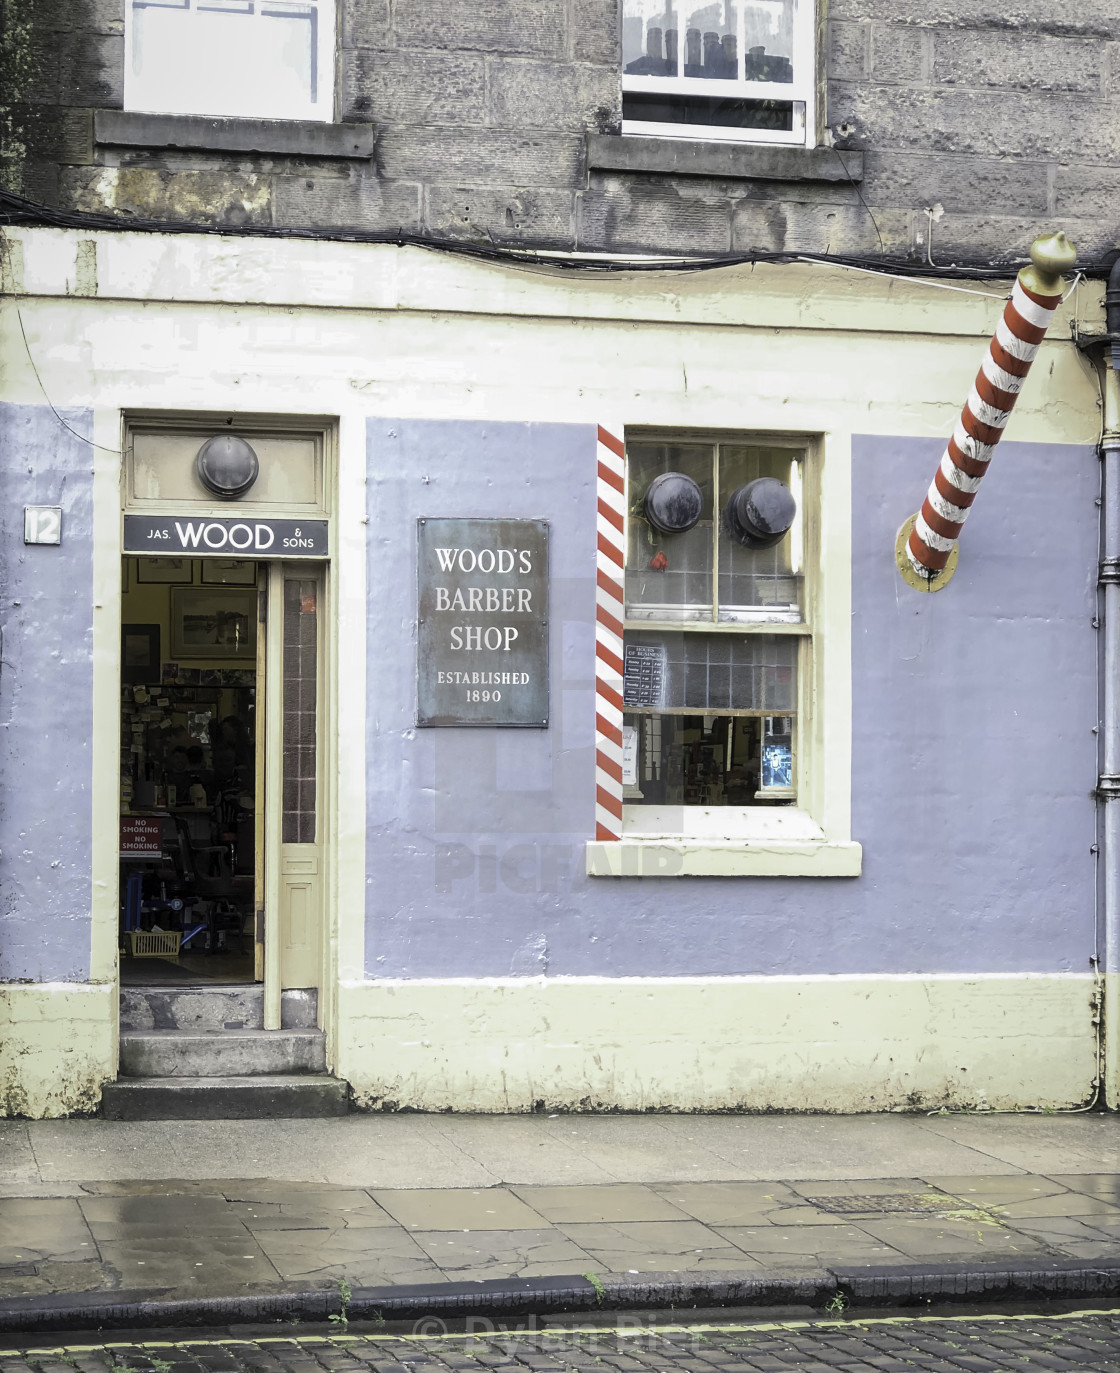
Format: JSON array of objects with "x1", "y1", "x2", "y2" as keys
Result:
[
  {"x1": 195, "y1": 434, "x2": 260, "y2": 499},
  {"x1": 644, "y1": 471, "x2": 703, "y2": 534},
  {"x1": 725, "y1": 477, "x2": 796, "y2": 549}
]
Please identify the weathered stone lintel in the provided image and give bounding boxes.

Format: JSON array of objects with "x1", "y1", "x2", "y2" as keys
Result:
[
  {"x1": 587, "y1": 134, "x2": 864, "y2": 183},
  {"x1": 94, "y1": 111, "x2": 375, "y2": 159}
]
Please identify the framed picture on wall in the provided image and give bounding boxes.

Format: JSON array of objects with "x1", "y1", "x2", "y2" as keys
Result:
[
  {"x1": 121, "y1": 624, "x2": 161, "y2": 684},
  {"x1": 136, "y1": 557, "x2": 195, "y2": 584},
  {"x1": 200, "y1": 559, "x2": 257, "y2": 586},
  {"x1": 171, "y1": 588, "x2": 257, "y2": 660}
]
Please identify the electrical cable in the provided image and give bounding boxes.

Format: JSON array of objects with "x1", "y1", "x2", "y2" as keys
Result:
[
  {"x1": 14, "y1": 307, "x2": 127, "y2": 455},
  {"x1": 3, "y1": 185, "x2": 1113, "y2": 281}
]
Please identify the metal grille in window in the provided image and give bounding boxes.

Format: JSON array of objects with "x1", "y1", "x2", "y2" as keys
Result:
[
  {"x1": 282, "y1": 578, "x2": 317, "y2": 844},
  {"x1": 623, "y1": 631, "x2": 796, "y2": 713}
]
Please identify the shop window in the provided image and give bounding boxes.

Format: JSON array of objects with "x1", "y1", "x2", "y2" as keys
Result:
[
  {"x1": 587, "y1": 427, "x2": 860, "y2": 878},
  {"x1": 125, "y1": 0, "x2": 336, "y2": 123},
  {"x1": 622, "y1": 438, "x2": 804, "y2": 821},
  {"x1": 620, "y1": 0, "x2": 816, "y2": 147}
]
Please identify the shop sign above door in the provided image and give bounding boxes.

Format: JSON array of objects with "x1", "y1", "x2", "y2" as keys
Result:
[
  {"x1": 123, "y1": 515, "x2": 328, "y2": 558},
  {"x1": 417, "y1": 517, "x2": 549, "y2": 727}
]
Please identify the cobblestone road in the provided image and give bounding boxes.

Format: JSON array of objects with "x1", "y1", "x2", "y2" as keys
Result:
[{"x1": 4, "y1": 1311, "x2": 1120, "y2": 1373}]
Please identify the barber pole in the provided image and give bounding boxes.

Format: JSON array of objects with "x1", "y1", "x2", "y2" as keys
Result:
[
  {"x1": 898, "y1": 231, "x2": 1077, "y2": 589},
  {"x1": 595, "y1": 425, "x2": 627, "y2": 841}
]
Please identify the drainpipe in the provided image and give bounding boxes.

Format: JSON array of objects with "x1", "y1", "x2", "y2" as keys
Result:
[
  {"x1": 1100, "y1": 258, "x2": 1120, "y2": 1109},
  {"x1": 895, "y1": 231, "x2": 1078, "y2": 592}
]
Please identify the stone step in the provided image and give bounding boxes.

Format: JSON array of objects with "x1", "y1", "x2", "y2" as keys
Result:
[
  {"x1": 100, "y1": 1074, "x2": 350, "y2": 1120},
  {"x1": 119, "y1": 1028, "x2": 327, "y2": 1078},
  {"x1": 119, "y1": 984, "x2": 317, "y2": 1032}
]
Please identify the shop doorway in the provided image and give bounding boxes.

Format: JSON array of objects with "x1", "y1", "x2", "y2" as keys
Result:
[
  {"x1": 119, "y1": 557, "x2": 263, "y2": 984},
  {"x1": 119, "y1": 557, "x2": 325, "y2": 999}
]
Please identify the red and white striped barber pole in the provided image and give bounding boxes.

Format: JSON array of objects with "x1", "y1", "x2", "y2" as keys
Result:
[
  {"x1": 595, "y1": 425, "x2": 627, "y2": 841},
  {"x1": 899, "y1": 231, "x2": 1077, "y2": 589}
]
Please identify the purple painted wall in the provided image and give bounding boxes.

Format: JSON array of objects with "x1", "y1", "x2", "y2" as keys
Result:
[
  {"x1": 363, "y1": 420, "x2": 1097, "y2": 978},
  {"x1": 0, "y1": 404, "x2": 95, "y2": 982}
]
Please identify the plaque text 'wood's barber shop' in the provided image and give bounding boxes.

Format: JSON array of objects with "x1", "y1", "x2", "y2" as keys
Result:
[{"x1": 417, "y1": 518, "x2": 549, "y2": 727}]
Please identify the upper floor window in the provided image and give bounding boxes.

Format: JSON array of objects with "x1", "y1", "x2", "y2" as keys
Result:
[
  {"x1": 125, "y1": 0, "x2": 336, "y2": 122},
  {"x1": 621, "y1": 0, "x2": 815, "y2": 146}
]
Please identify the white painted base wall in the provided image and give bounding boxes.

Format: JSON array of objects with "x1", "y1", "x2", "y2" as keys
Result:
[
  {"x1": 337, "y1": 974, "x2": 1098, "y2": 1114},
  {"x1": 0, "y1": 983, "x2": 116, "y2": 1117}
]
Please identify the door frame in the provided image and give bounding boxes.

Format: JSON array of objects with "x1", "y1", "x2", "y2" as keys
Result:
[{"x1": 113, "y1": 412, "x2": 337, "y2": 1043}]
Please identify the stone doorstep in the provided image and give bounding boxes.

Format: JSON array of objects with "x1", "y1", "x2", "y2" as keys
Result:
[
  {"x1": 99, "y1": 1075, "x2": 350, "y2": 1120},
  {"x1": 119, "y1": 985, "x2": 317, "y2": 1032},
  {"x1": 118, "y1": 1028, "x2": 327, "y2": 1078}
]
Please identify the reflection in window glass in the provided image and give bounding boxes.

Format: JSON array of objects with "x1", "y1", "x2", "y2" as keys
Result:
[
  {"x1": 623, "y1": 0, "x2": 795, "y2": 83},
  {"x1": 622, "y1": 0, "x2": 679, "y2": 76},
  {"x1": 127, "y1": 0, "x2": 332, "y2": 121},
  {"x1": 683, "y1": 0, "x2": 740, "y2": 79}
]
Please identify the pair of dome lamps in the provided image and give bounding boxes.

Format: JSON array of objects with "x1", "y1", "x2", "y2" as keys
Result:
[{"x1": 645, "y1": 471, "x2": 796, "y2": 548}]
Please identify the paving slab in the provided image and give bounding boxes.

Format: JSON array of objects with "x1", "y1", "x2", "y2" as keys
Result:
[
  {"x1": 407, "y1": 1229, "x2": 596, "y2": 1281},
  {"x1": 0, "y1": 1128, "x2": 39, "y2": 1197},
  {"x1": 250, "y1": 1227, "x2": 443, "y2": 1286},
  {"x1": 368, "y1": 1190, "x2": 544, "y2": 1232},
  {"x1": 0, "y1": 1201, "x2": 95, "y2": 1267},
  {"x1": 510, "y1": 1185, "x2": 691, "y2": 1225},
  {"x1": 917, "y1": 1115, "x2": 1120, "y2": 1174}
]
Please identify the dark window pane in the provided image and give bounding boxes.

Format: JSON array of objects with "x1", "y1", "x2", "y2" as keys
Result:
[{"x1": 624, "y1": 92, "x2": 794, "y2": 130}]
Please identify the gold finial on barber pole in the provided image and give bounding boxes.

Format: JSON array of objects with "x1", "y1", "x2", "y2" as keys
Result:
[{"x1": 1021, "y1": 230, "x2": 1077, "y2": 296}]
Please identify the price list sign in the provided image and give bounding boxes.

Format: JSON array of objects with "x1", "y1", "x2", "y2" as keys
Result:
[{"x1": 623, "y1": 642, "x2": 666, "y2": 708}]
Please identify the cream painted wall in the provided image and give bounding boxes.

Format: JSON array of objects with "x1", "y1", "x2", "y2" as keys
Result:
[
  {"x1": 337, "y1": 974, "x2": 1099, "y2": 1113},
  {"x1": 0, "y1": 984, "x2": 116, "y2": 1117}
]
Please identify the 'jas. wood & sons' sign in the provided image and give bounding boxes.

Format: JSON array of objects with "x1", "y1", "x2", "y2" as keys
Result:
[{"x1": 124, "y1": 515, "x2": 328, "y2": 557}]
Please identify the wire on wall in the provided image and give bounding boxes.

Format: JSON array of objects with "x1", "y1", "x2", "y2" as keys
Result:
[{"x1": 3, "y1": 187, "x2": 1114, "y2": 283}]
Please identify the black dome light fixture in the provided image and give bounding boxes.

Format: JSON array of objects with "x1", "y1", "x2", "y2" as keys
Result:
[
  {"x1": 195, "y1": 434, "x2": 260, "y2": 499},
  {"x1": 725, "y1": 477, "x2": 797, "y2": 549},
  {"x1": 644, "y1": 471, "x2": 704, "y2": 534}
]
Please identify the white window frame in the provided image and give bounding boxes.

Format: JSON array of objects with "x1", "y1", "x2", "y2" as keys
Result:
[
  {"x1": 124, "y1": 0, "x2": 336, "y2": 124},
  {"x1": 620, "y1": 0, "x2": 816, "y2": 148},
  {"x1": 587, "y1": 428, "x2": 860, "y2": 879}
]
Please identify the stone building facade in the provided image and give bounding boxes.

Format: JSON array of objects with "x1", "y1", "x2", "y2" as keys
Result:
[{"x1": 4, "y1": 1, "x2": 1120, "y2": 263}]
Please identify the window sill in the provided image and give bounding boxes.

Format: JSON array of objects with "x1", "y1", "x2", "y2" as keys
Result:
[
  {"x1": 585, "y1": 838, "x2": 862, "y2": 878},
  {"x1": 95, "y1": 111, "x2": 374, "y2": 160},
  {"x1": 587, "y1": 134, "x2": 862, "y2": 183}
]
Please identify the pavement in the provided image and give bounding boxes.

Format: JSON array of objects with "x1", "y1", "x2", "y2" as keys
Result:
[{"x1": 1, "y1": 1112, "x2": 1118, "y2": 1334}]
